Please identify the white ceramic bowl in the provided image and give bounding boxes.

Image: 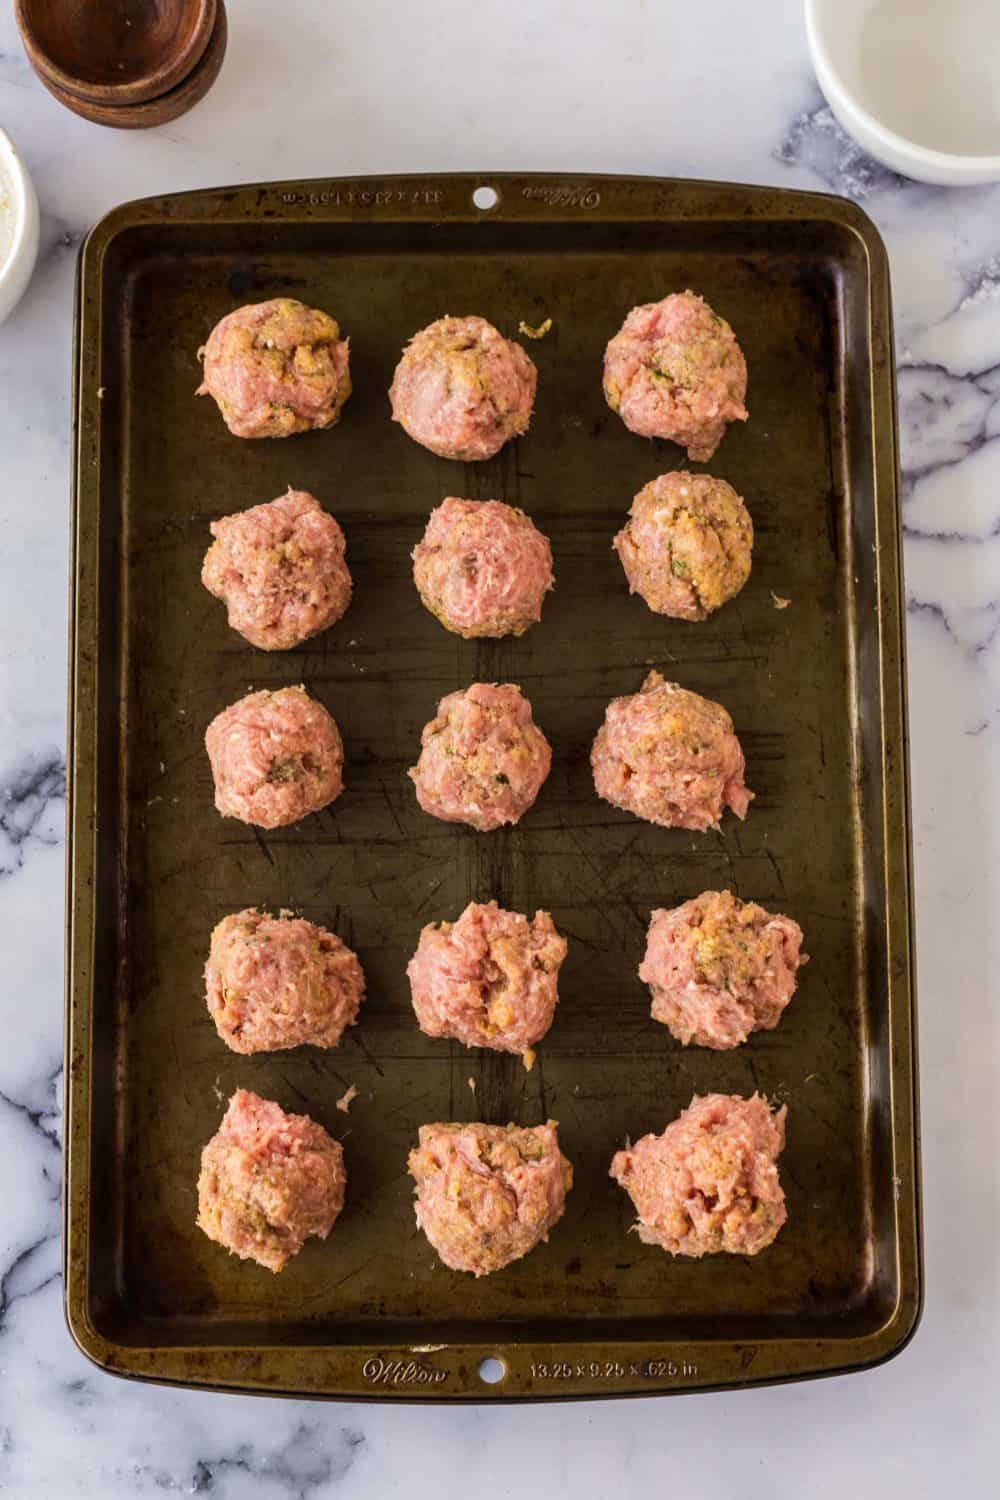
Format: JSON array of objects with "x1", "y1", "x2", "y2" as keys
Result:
[
  {"x1": 0, "y1": 127, "x2": 40, "y2": 324},
  {"x1": 805, "y1": 0, "x2": 1000, "y2": 186}
]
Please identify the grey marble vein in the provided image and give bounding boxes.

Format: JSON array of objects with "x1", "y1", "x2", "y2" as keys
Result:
[
  {"x1": 0, "y1": 1073, "x2": 62, "y2": 1153},
  {"x1": 897, "y1": 362, "x2": 999, "y2": 490},
  {"x1": 0, "y1": 1231, "x2": 60, "y2": 1330},
  {"x1": 774, "y1": 92, "x2": 911, "y2": 200},
  {"x1": 0, "y1": 752, "x2": 65, "y2": 877},
  {"x1": 185, "y1": 1424, "x2": 365, "y2": 1496}
]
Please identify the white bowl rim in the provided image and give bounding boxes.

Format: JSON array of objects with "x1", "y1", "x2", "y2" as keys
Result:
[
  {"x1": 805, "y1": 0, "x2": 1000, "y2": 173},
  {"x1": 0, "y1": 127, "x2": 32, "y2": 284}
]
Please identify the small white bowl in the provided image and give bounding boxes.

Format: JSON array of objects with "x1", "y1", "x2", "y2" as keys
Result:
[
  {"x1": 805, "y1": 0, "x2": 1000, "y2": 186},
  {"x1": 0, "y1": 127, "x2": 40, "y2": 324}
]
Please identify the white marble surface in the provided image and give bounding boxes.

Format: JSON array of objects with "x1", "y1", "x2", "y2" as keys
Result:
[{"x1": 1, "y1": 0, "x2": 998, "y2": 1492}]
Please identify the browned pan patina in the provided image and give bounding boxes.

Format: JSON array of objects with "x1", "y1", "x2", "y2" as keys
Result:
[{"x1": 65, "y1": 174, "x2": 921, "y2": 1400}]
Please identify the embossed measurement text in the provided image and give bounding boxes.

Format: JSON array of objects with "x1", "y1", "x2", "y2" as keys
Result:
[
  {"x1": 280, "y1": 188, "x2": 443, "y2": 208},
  {"x1": 530, "y1": 1358, "x2": 699, "y2": 1381}
]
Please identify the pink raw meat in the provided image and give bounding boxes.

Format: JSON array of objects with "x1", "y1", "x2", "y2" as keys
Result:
[
  {"x1": 407, "y1": 900, "x2": 567, "y2": 1055},
  {"x1": 640, "y1": 890, "x2": 806, "y2": 1048},
  {"x1": 197, "y1": 1089, "x2": 345, "y2": 1272},
  {"x1": 610, "y1": 1093, "x2": 787, "y2": 1257},
  {"x1": 202, "y1": 488, "x2": 352, "y2": 650},
  {"x1": 614, "y1": 471, "x2": 753, "y2": 621},
  {"x1": 205, "y1": 907, "x2": 365, "y2": 1054},
  {"x1": 409, "y1": 1121, "x2": 572, "y2": 1275},
  {"x1": 205, "y1": 686, "x2": 343, "y2": 829},
  {"x1": 390, "y1": 315, "x2": 536, "y2": 460},
  {"x1": 196, "y1": 298, "x2": 351, "y2": 439},
  {"x1": 603, "y1": 291, "x2": 747, "y2": 461},
  {"x1": 409, "y1": 682, "x2": 551, "y2": 831},
  {"x1": 412, "y1": 497, "x2": 553, "y2": 638},
  {"x1": 591, "y1": 670, "x2": 752, "y2": 831}
]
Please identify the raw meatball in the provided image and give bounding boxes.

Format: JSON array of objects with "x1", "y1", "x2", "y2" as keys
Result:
[
  {"x1": 205, "y1": 907, "x2": 365, "y2": 1054},
  {"x1": 408, "y1": 1121, "x2": 572, "y2": 1275},
  {"x1": 409, "y1": 682, "x2": 551, "y2": 831},
  {"x1": 202, "y1": 488, "x2": 352, "y2": 650},
  {"x1": 196, "y1": 298, "x2": 351, "y2": 439},
  {"x1": 412, "y1": 497, "x2": 554, "y2": 638},
  {"x1": 610, "y1": 1093, "x2": 786, "y2": 1257},
  {"x1": 603, "y1": 291, "x2": 748, "y2": 462},
  {"x1": 197, "y1": 1089, "x2": 345, "y2": 1272},
  {"x1": 591, "y1": 670, "x2": 752, "y2": 831},
  {"x1": 389, "y1": 315, "x2": 537, "y2": 461},
  {"x1": 614, "y1": 472, "x2": 753, "y2": 621},
  {"x1": 205, "y1": 686, "x2": 343, "y2": 829},
  {"x1": 640, "y1": 891, "x2": 807, "y2": 1048},
  {"x1": 407, "y1": 901, "x2": 567, "y2": 1055}
]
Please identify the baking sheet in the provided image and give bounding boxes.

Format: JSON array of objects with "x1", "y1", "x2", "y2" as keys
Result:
[{"x1": 65, "y1": 174, "x2": 920, "y2": 1399}]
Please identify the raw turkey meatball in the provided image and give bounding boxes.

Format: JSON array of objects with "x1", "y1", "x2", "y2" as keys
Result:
[
  {"x1": 205, "y1": 686, "x2": 343, "y2": 829},
  {"x1": 614, "y1": 472, "x2": 753, "y2": 621},
  {"x1": 591, "y1": 670, "x2": 752, "y2": 831},
  {"x1": 407, "y1": 901, "x2": 567, "y2": 1056},
  {"x1": 202, "y1": 488, "x2": 352, "y2": 650},
  {"x1": 389, "y1": 315, "x2": 537, "y2": 461},
  {"x1": 603, "y1": 291, "x2": 748, "y2": 462},
  {"x1": 610, "y1": 1092, "x2": 786, "y2": 1258},
  {"x1": 408, "y1": 1120, "x2": 572, "y2": 1275},
  {"x1": 196, "y1": 298, "x2": 351, "y2": 439},
  {"x1": 205, "y1": 907, "x2": 365, "y2": 1054},
  {"x1": 640, "y1": 891, "x2": 807, "y2": 1049},
  {"x1": 197, "y1": 1089, "x2": 346, "y2": 1272},
  {"x1": 409, "y1": 682, "x2": 551, "y2": 831},
  {"x1": 412, "y1": 497, "x2": 554, "y2": 638}
]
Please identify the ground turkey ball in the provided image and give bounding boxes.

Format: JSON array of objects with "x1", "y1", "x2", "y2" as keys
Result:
[
  {"x1": 202, "y1": 488, "x2": 352, "y2": 650},
  {"x1": 389, "y1": 315, "x2": 537, "y2": 461},
  {"x1": 205, "y1": 686, "x2": 343, "y2": 829},
  {"x1": 408, "y1": 1121, "x2": 572, "y2": 1275},
  {"x1": 407, "y1": 901, "x2": 567, "y2": 1056},
  {"x1": 197, "y1": 1089, "x2": 346, "y2": 1272},
  {"x1": 205, "y1": 907, "x2": 365, "y2": 1055},
  {"x1": 409, "y1": 682, "x2": 551, "y2": 831},
  {"x1": 640, "y1": 891, "x2": 807, "y2": 1049},
  {"x1": 610, "y1": 1092, "x2": 787, "y2": 1258},
  {"x1": 614, "y1": 472, "x2": 753, "y2": 621},
  {"x1": 591, "y1": 670, "x2": 752, "y2": 831},
  {"x1": 603, "y1": 291, "x2": 748, "y2": 462},
  {"x1": 196, "y1": 298, "x2": 351, "y2": 439},
  {"x1": 412, "y1": 497, "x2": 554, "y2": 638}
]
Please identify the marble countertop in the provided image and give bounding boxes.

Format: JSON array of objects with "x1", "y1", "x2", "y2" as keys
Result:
[{"x1": 1, "y1": 1, "x2": 996, "y2": 1493}]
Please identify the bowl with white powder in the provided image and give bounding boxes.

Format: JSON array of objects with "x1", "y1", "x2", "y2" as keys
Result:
[{"x1": 0, "y1": 128, "x2": 39, "y2": 324}]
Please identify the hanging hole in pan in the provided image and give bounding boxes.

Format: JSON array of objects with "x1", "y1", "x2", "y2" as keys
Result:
[
  {"x1": 478, "y1": 1355, "x2": 506, "y2": 1385},
  {"x1": 472, "y1": 184, "x2": 499, "y2": 212}
]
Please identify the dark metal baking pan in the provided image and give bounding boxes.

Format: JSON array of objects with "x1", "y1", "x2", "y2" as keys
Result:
[{"x1": 65, "y1": 173, "x2": 920, "y2": 1399}]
